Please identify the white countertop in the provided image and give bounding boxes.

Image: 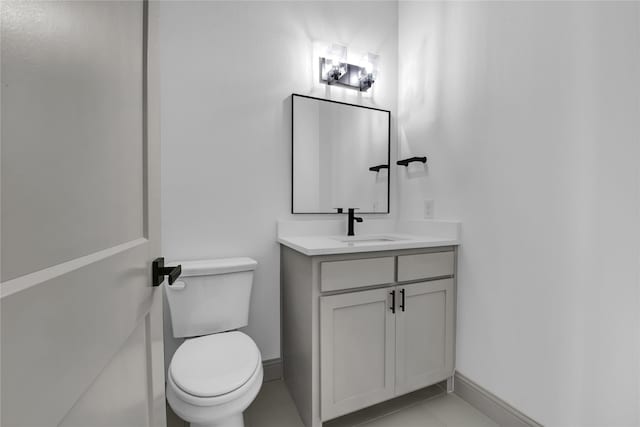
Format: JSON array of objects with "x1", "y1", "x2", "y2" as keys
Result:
[
  {"x1": 276, "y1": 219, "x2": 461, "y2": 256},
  {"x1": 277, "y1": 233, "x2": 459, "y2": 256}
]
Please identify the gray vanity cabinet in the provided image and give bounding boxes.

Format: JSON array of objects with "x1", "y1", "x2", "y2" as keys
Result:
[
  {"x1": 320, "y1": 288, "x2": 396, "y2": 420},
  {"x1": 395, "y1": 279, "x2": 455, "y2": 396},
  {"x1": 320, "y1": 279, "x2": 455, "y2": 420},
  {"x1": 281, "y1": 246, "x2": 457, "y2": 427}
]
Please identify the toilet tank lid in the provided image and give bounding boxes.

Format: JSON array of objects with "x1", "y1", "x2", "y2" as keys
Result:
[{"x1": 170, "y1": 257, "x2": 257, "y2": 277}]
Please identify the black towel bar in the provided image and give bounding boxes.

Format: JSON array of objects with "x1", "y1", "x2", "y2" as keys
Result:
[
  {"x1": 397, "y1": 156, "x2": 427, "y2": 167},
  {"x1": 369, "y1": 164, "x2": 389, "y2": 172}
]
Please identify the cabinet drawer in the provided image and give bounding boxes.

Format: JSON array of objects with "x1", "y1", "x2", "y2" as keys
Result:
[
  {"x1": 320, "y1": 257, "x2": 395, "y2": 292},
  {"x1": 397, "y1": 251, "x2": 454, "y2": 282}
]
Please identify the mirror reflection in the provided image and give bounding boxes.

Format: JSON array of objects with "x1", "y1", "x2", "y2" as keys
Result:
[{"x1": 292, "y1": 94, "x2": 390, "y2": 214}]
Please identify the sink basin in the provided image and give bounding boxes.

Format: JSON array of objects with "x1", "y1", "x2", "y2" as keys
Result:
[{"x1": 332, "y1": 235, "x2": 407, "y2": 244}]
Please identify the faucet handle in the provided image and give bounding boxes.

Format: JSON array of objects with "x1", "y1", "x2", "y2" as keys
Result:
[{"x1": 348, "y1": 208, "x2": 363, "y2": 223}]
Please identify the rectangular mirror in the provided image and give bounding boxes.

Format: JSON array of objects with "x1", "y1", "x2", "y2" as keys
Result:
[{"x1": 292, "y1": 94, "x2": 390, "y2": 214}]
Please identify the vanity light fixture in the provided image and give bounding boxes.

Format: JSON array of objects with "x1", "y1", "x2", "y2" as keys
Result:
[
  {"x1": 321, "y1": 44, "x2": 347, "y2": 84},
  {"x1": 319, "y1": 45, "x2": 379, "y2": 92}
]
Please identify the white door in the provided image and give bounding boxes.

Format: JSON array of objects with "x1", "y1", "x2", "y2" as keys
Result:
[
  {"x1": 320, "y1": 288, "x2": 396, "y2": 421},
  {"x1": 395, "y1": 279, "x2": 455, "y2": 396},
  {"x1": 1, "y1": 1, "x2": 165, "y2": 426}
]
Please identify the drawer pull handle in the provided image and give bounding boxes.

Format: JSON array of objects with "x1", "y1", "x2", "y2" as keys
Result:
[
  {"x1": 400, "y1": 289, "x2": 405, "y2": 312},
  {"x1": 390, "y1": 290, "x2": 396, "y2": 313}
]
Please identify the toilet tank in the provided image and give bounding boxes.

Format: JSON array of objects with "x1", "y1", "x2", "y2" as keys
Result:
[{"x1": 164, "y1": 257, "x2": 257, "y2": 338}]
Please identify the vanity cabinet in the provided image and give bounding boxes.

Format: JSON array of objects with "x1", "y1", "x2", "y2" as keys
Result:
[
  {"x1": 320, "y1": 287, "x2": 396, "y2": 420},
  {"x1": 320, "y1": 279, "x2": 455, "y2": 420},
  {"x1": 281, "y1": 246, "x2": 457, "y2": 427},
  {"x1": 395, "y1": 279, "x2": 455, "y2": 395}
]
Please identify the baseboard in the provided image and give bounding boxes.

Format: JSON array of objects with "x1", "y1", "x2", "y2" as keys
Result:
[
  {"x1": 262, "y1": 358, "x2": 283, "y2": 382},
  {"x1": 454, "y1": 372, "x2": 543, "y2": 427}
]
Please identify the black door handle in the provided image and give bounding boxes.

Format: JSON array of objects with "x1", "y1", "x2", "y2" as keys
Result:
[
  {"x1": 152, "y1": 257, "x2": 182, "y2": 287},
  {"x1": 390, "y1": 290, "x2": 396, "y2": 313},
  {"x1": 400, "y1": 289, "x2": 405, "y2": 312}
]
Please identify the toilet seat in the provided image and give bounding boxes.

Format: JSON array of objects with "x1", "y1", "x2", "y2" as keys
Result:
[
  {"x1": 166, "y1": 361, "x2": 263, "y2": 426},
  {"x1": 170, "y1": 331, "x2": 261, "y2": 399}
]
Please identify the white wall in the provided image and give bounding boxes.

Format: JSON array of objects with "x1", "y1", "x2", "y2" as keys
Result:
[
  {"x1": 398, "y1": 2, "x2": 640, "y2": 426},
  {"x1": 158, "y1": 1, "x2": 398, "y2": 361}
]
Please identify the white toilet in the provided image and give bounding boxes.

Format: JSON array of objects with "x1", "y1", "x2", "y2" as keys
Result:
[{"x1": 164, "y1": 257, "x2": 263, "y2": 427}]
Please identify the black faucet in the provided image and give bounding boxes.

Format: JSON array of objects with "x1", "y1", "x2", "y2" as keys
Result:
[{"x1": 347, "y1": 208, "x2": 363, "y2": 236}]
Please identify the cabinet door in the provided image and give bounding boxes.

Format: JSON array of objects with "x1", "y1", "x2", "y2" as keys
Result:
[
  {"x1": 320, "y1": 288, "x2": 396, "y2": 421},
  {"x1": 395, "y1": 279, "x2": 455, "y2": 396}
]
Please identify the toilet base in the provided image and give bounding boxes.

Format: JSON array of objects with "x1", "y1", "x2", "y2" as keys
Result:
[{"x1": 191, "y1": 413, "x2": 244, "y2": 427}]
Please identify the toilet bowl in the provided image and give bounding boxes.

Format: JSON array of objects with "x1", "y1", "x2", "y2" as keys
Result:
[
  {"x1": 166, "y1": 332, "x2": 263, "y2": 427},
  {"x1": 164, "y1": 258, "x2": 262, "y2": 427}
]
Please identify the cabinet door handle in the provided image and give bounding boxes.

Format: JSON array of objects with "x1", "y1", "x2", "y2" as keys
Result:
[
  {"x1": 400, "y1": 289, "x2": 405, "y2": 312},
  {"x1": 389, "y1": 290, "x2": 396, "y2": 313}
]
